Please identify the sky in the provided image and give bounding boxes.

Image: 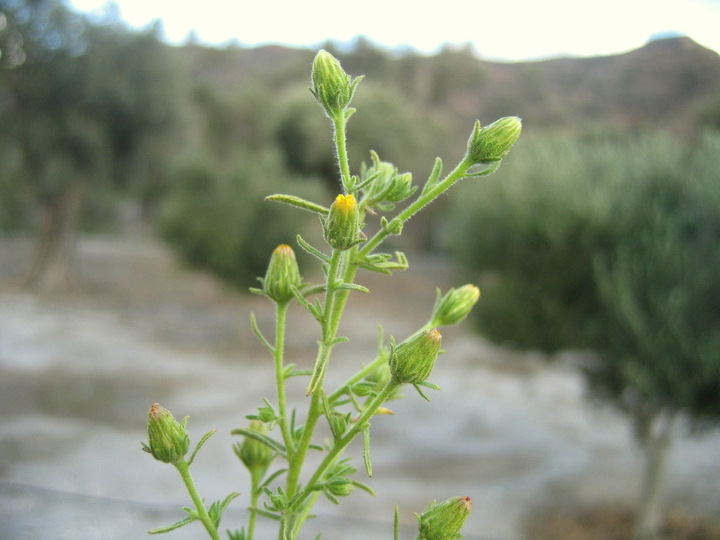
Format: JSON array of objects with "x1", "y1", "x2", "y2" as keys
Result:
[{"x1": 69, "y1": 0, "x2": 720, "y2": 61}]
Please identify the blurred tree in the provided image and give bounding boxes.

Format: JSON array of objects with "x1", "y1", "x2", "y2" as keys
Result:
[
  {"x1": 0, "y1": 1, "x2": 185, "y2": 289},
  {"x1": 444, "y1": 131, "x2": 720, "y2": 539}
]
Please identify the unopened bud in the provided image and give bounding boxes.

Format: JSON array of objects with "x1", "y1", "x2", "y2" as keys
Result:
[
  {"x1": 310, "y1": 49, "x2": 362, "y2": 118},
  {"x1": 262, "y1": 244, "x2": 301, "y2": 304},
  {"x1": 466, "y1": 117, "x2": 522, "y2": 165},
  {"x1": 362, "y1": 153, "x2": 415, "y2": 207},
  {"x1": 389, "y1": 329, "x2": 442, "y2": 384},
  {"x1": 327, "y1": 411, "x2": 351, "y2": 440},
  {"x1": 323, "y1": 194, "x2": 362, "y2": 251},
  {"x1": 143, "y1": 403, "x2": 190, "y2": 464},
  {"x1": 234, "y1": 420, "x2": 275, "y2": 472},
  {"x1": 324, "y1": 477, "x2": 354, "y2": 499},
  {"x1": 416, "y1": 496, "x2": 472, "y2": 540},
  {"x1": 429, "y1": 285, "x2": 480, "y2": 327}
]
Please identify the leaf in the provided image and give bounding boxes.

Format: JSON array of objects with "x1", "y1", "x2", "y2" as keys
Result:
[
  {"x1": 265, "y1": 194, "x2": 330, "y2": 216},
  {"x1": 207, "y1": 491, "x2": 240, "y2": 528},
  {"x1": 250, "y1": 312, "x2": 275, "y2": 354},
  {"x1": 187, "y1": 429, "x2": 216, "y2": 466},
  {"x1": 333, "y1": 282, "x2": 370, "y2": 294},
  {"x1": 231, "y1": 427, "x2": 287, "y2": 458},
  {"x1": 148, "y1": 515, "x2": 197, "y2": 534},
  {"x1": 362, "y1": 425, "x2": 372, "y2": 477},
  {"x1": 421, "y1": 157, "x2": 443, "y2": 196},
  {"x1": 296, "y1": 234, "x2": 330, "y2": 263}
]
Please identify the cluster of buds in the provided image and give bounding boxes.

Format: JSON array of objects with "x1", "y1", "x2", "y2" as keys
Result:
[
  {"x1": 310, "y1": 49, "x2": 363, "y2": 118},
  {"x1": 389, "y1": 328, "x2": 442, "y2": 385},
  {"x1": 416, "y1": 496, "x2": 472, "y2": 540},
  {"x1": 465, "y1": 117, "x2": 522, "y2": 165},
  {"x1": 323, "y1": 193, "x2": 363, "y2": 251},
  {"x1": 142, "y1": 403, "x2": 190, "y2": 464},
  {"x1": 261, "y1": 244, "x2": 302, "y2": 304}
]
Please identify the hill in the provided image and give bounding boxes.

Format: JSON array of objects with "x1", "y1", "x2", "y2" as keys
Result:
[{"x1": 178, "y1": 36, "x2": 720, "y2": 135}]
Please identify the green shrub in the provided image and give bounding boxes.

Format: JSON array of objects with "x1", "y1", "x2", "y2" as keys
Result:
[
  {"x1": 443, "y1": 128, "x2": 720, "y2": 422},
  {"x1": 158, "y1": 150, "x2": 326, "y2": 288}
]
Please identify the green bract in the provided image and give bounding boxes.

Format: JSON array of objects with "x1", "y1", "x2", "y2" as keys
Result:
[
  {"x1": 389, "y1": 329, "x2": 442, "y2": 385},
  {"x1": 466, "y1": 116, "x2": 522, "y2": 164},
  {"x1": 416, "y1": 496, "x2": 472, "y2": 540},
  {"x1": 143, "y1": 403, "x2": 190, "y2": 464},
  {"x1": 262, "y1": 244, "x2": 301, "y2": 304},
  {"x1": 429, "y1": 285, "x2": 481, "y2": 327},
  {"x1": 310, "y1": 49, "x2": 363, "y2": 118}
]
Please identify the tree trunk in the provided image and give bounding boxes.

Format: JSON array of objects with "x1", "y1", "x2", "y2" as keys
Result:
[
  {"x1": 23, "y1": 185, "x2": 82, "y2": 292},
  {"x1": 632, "y1": 405, "x2": 677, "y2": 540}
]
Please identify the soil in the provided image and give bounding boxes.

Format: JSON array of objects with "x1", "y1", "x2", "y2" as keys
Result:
[{"x1": 1, "y1": 235, "x2": 719, "y2": 540}]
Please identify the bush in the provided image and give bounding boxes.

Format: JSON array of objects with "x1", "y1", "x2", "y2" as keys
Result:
[
  {"x1": 158, "y1": 149, "x2": 326, "y2": 288},
  {"x1": 442, "y1": 128, "x2": 720, "y2": 423}
]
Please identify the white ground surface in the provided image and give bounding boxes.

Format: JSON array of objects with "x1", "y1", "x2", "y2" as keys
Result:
[{"x1": 1, "y1": 236, "x2": 718, "y2": 539}]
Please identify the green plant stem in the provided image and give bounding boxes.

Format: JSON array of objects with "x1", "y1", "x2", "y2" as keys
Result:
[
  {"x1": 288, "y1": 249, "x2": 344, "y2": 499},
  {"x1": 274, "y1": 302, "x2": 294, "y2": 455},
  {"x1": 291, "y1": 379, "x2": 400, "y2": 512},
  {"x1": 174, "y1": 459, "x2": 221, "y2": 540},
  {"x1": 247, "y1": 467, "x2": 264, "y2": 540},
  {"x1": 332, "y1": 113, "x2": 351, "y2": 190},
  {"x1": 358, "y1": 155, "x2": 476, "y2": 259}
]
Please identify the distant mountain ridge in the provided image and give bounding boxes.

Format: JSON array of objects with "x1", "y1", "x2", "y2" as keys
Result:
[{"x1": 180, "y1": 36, "x2": 720, "y2": 134}]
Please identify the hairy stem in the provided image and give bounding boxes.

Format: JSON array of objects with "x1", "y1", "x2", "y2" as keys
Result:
[
  {"x1": 274, "y1": 302, "x2": 294, "y2": 455},
  {"x1": 291, "y1": 379, "x2": 399, "y2": 512},
  {"x1": 174, "y1": 459, "x2": 221, "y2": 540},
  {"x1": 332, "y1": 113, "x2": 352, "y2": 191}
]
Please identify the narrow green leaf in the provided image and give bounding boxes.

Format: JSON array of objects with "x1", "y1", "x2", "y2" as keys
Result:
[
  {"x1": 464, "y1": 160, "x2": 501, "y2": 178},
  {"x1": 296, "y1": 234, "x2": 330, "y2": 263},
  {"x1": 362, "y1": 425, "x2": 372, "y2": 477},
  {"x1": 148, "y1": 516, "x2": 197, "y2": 534},
  {"x1": 394, "y1": 505, "x2": 400, "y2": 540},
  {"x1": 265, "y1": 194, "x2": 330, "y2": 216},
  {"x1": 334, "y1": 282, "x2": 370, "y2": 293},
  {"x1": 231, "y1": 427, "x2": 287, "y2": 458},
  {"x1": 187, "y1": 429, "x2": 216, "y2": 466},
  {"x1": 250, "y1": 312, "x2": 275, "y2": 354},
  {"x1": 421, "y1": 157, "x2": 443, "y2": 196},
  {"x1": 351, "y1": 478, "x2": 376, "y2": 497},
  {"x1": 291, "y1": 286, "x2": 324, "y2": 323}
]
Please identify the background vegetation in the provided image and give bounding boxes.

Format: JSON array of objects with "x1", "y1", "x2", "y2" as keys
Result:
[{"x1": 2, "y1": 1, "x2": 720, "y2": 536}]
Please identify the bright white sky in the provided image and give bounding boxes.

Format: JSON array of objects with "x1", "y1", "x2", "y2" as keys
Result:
[{"x1": 69, "y1": 0, "x2": 720, "y2": 61}]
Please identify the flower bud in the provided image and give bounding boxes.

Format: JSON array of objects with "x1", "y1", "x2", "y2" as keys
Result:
[
  {"x1": 389, "y1": 329, "x2": 442, "y2": 385},
  {"x1": 429, "y1": 285, "x2": 480, "y2": 327},
  {"x1": 465, "y1": 116, "x2": 522, "y2": 165},
  {"x1": 323, "y1": 193, "x2": 362, "y2": 251},
  {"x1": 234, "y1": 420, "x2": 275, "y2": 472},
  {"x1": 416, "y1": 496, "x2": 472, "y2": 540},
  {"x1": 362, "y1": 154, "x2": 415, "y2": 207},
  {"x1": 310, "y1": 49, "x2": 362, "y2": 117},
  {"x1": 327, "y1": 411, "x2": 350, "y2": 440},
  {"x1": 262, "y1": 244, "x2": 301, "y2": 304},
  {"x1": 324, "y1": 477, "x2": 354, "y2": 499},
  {"x1": 143, "y1": 403, "x2": 190, "y2": 464}
]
